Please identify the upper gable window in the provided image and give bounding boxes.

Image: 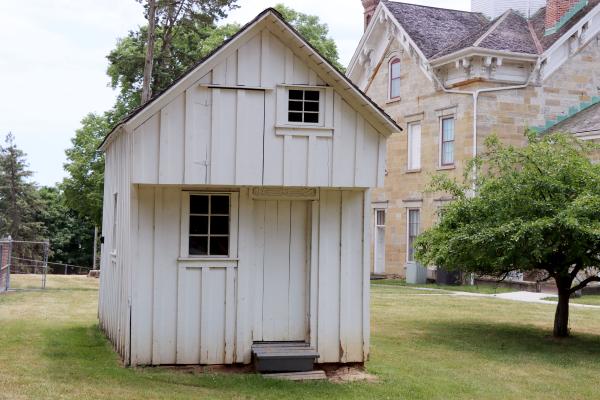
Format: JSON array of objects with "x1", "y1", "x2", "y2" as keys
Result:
[
  {"x1": 389, "y1": 58, "x2": 401, "y2": 99},
  {"x1": 288, "y1": 89, "x2": 321, "y2": 124}
]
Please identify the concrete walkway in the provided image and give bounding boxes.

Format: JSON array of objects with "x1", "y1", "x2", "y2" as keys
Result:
[{"x1": 374, "y1": 284, "x2": 600, "y2": 309}]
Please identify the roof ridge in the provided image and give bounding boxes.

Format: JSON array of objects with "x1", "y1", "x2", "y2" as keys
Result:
[
  {"x1": 527, "y1": 19, "x2": 544, "y2": 54},
  {"x1": 383, "y1": 0, "x2": 483, "y2": 16},
  {"x1": 473, "y1": 9, "x2": 511, "y2": 47}
]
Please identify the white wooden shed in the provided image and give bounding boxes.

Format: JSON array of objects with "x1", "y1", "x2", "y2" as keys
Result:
[{"x1": 98, "y1": 8, "x2": 401, "y2": 367}]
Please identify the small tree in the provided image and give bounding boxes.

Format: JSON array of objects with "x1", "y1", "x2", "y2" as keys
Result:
[{"x1": 415, "y1": 132, "x2": 600, "y2": 338}]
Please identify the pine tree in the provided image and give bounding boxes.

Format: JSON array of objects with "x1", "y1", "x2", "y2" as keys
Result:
[{"x1": 0, "y1": 133, "x2": 45, "y2": 241}]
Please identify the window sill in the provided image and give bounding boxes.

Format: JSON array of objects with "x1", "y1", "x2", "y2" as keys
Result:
[
  {"x1": 178, "y1": 257, "x2": 239, "y2": 262},
  {"x1": 275, "y1": 125, "x2": 333, "y2": 137},
  {"x1": 385, "y1": 98, "x2": 401, "y2": 105},
  {"x1": 405, "y1": 169, "x2": 421, "y2": 174},
  {"x1": 437, "y1": 165, "x2": 456, "y2": 171}
]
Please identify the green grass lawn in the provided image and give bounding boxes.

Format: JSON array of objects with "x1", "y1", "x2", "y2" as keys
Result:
[
  {"x1": 1, "y1": 276, "x2": 600, "y2": 399},
  {"x1": 374, "y1": 278, "x2": 517, "y2": 294},
  {"x1": 542, "y1": 295, "x2": 600, "y2": 306}
]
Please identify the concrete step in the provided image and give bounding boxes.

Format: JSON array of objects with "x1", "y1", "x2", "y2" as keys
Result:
[
  {"x1": 262, "y1": 370, "x2": 327, "y2": 381},
  {"x1": 252, "y1": 342, "x2": 318, "y2": 373}
]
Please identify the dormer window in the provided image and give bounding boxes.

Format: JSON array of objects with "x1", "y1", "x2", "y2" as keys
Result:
[
  {"x1": 389, "y1": 58, "x2": 401, "y2": 99},
  {"x1": 288, "y1": 89, "x2": 320, "y2": 124}
]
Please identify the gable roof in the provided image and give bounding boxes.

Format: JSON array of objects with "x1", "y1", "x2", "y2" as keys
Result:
[
  {"x1": 100, "y1": 8, "x2": 401, "y2": 151},
  {"x1": 381, "y1": 0, "x2": 598, "y2": 61},
  {"x1": 382, "y1": 1, "x2": 488, "y2": 59}
]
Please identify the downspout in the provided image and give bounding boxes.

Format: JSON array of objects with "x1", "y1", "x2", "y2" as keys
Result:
[{"x1": 429, "y1": 58, "x2": 542, "y2": 192}]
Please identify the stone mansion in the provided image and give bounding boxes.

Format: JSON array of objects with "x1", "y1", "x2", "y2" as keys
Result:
[{"x1": 348, "y1": 0, "x2": 600, "y2": 276}]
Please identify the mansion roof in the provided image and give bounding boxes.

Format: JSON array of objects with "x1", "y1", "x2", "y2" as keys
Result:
[{"x1": 382, "y1": 0, "x2": 600, "y2": 60}]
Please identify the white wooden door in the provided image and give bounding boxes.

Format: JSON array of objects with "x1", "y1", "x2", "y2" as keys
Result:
[{"x1": 256, "y1": 200, "x2": 309, "y2": 342}]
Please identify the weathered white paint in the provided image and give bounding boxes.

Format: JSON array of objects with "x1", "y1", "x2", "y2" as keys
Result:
[
  {"x1": 116, "y1": 187, "x2": 370, "y2": 366},
  {"x1": 129, "y1": 28, "x2": 386, "y2": 188},
  {"x1": 99, "y1": 9, "x2": 396, "y2": 368}
]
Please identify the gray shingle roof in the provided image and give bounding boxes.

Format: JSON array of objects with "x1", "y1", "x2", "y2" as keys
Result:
[
  {"x1": 382, "y1": 1, "x2": 488, "y2": 59},
  {"x1": 548, "y1": 102, "x2": 600, "y2": 136},
  {"x1": 477, "y1": 11, "x2": 539, "y2": 54},
  {"x1": 382, "y1": 1, "x2": 598, "y2": 60}
]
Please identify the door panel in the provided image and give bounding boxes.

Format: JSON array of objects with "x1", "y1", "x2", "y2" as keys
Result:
[{"x1": 257, "y1": 200, "x2": 309, "y2": 341}]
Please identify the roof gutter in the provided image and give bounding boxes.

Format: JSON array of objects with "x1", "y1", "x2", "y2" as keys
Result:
[{"x1": 430, "y1": 57, "x2": 541, "y2": 193}]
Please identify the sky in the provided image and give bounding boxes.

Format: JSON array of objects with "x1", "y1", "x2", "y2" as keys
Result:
[{"x1": 0, "y1": 0, "x2": 470, "y2": 187}]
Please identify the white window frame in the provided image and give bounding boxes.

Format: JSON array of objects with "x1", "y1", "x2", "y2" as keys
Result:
[
  {"x1": 406, "y1": 208, "x2": 421, "y2": 263},
  {"x1": 439, "y1": 116, "x2": 455, "y2": 167},
  {"x1": 180, "y1": 191, "x2": 239, "y2": 259},
  {"x1": 407, "y1": 121, "x2": 422, "y2": 171},
  {"x1": 275, "y1": 85, "x2": 334, "y2": 132}
]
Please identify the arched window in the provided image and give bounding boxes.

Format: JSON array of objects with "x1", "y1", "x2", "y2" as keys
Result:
[{"x1": 389, "y1": 58, "x2": 401, "y2": 99}]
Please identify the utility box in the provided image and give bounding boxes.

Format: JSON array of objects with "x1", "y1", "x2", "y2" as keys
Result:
[
  {"x1": 406, "y1": 262, "x2": 427, "y2": 284},
  {"x1": 436, "y1": 268, "x2": 461, "y2": 285}
]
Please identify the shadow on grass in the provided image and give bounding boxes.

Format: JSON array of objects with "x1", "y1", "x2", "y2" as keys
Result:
[{"x1": 404, "y1": 320, "x2": 600, "y2": 366}]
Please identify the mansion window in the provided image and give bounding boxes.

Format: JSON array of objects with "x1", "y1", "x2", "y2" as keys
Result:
[
  {"x1": 188, "y1": 194, "x2": 230, "y2": 256},
  {"x1": 389, "y1": 58, "x2": 401, "y2": 99},
  {"x1": 407, "y1": 209, "x2": 420, "y2": 262},
  {"x1": 288, "y1": 89, "x2": 320, "y2": 124},
  {"x1": 440, "y1": 117, "x2": 455, "y2": 166},
  {"x1": 407, "y1": 122, "x2": 421, "y2": 171}
]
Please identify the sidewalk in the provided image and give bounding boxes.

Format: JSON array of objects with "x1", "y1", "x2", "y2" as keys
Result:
[{"x1": 375, "y1": 284, "x2": 600, "y2": 309}]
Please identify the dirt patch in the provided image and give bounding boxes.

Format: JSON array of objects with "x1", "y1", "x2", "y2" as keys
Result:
[{"x1": 320, "y1": 364, "x2": 379, "y2": 383}]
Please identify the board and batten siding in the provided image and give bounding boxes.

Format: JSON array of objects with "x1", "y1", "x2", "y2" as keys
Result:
[
  {"x1": 128, "y1": 187, "x2": 369, "y2": 366},
  {"x1": 98, "y1": 129, "x2": 133, "y2": 365},
  {"x1": 131, "y1": 28, "x2": 386, "y2": 189}
]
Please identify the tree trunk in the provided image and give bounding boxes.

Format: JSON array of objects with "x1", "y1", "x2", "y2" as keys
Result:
[
  {"x1": 553, "y1": 288, "x2": 570, "y2": 338},
  {"x1": 141, "y1": 0, "x2": 157, "y2": 104}
]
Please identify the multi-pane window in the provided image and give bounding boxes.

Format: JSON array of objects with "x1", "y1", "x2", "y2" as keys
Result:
[
  {"x1": 288, "y1": 89, "x2": 320, "y2": 124},
  {"x1": 407, "y1": 209, "x2": 420, "y2": 262},
  {"x1": 441, "y1": 117, "x2": 455, "y2": 166},
  {"x1": 407, "y1": 122, "x2": 421, "y2": 170},
  {"x1": 389, "y1": 58, "x2": 401, "y2": 99},
  {"x1": 188, "y1": 194, "x2": 230, "y2": 256},
  {"x1": 376, "y1": 209, "x2": 386, "y2": 227}
]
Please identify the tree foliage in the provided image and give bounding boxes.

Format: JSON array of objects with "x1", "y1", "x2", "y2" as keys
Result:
[
  {"x1": 62, "y1": 114, "x2": 111, "y2": 227},
  {"x1": 415, "y1": 132, "x2": 600, "y2": 337},
  {"x1": 109, "y1": 0, "x2": 239, "y2": 109},
  {"x1": 274, "y1": 4, "x2": 345, "y2": 72},
  {"x1": 0, "y1": 133, "x2": 44, "y2": 241},
  {"x1": 37, "y1": 187, "x2": 95, "y2": 267}
]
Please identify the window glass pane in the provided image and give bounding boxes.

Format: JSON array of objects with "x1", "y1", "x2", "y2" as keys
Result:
[
  {"x1": 190, "y1": 195, "x2": 208, "y2": 214},
  {"x1": 304, "y1": 90, "x2": 320, "y2": 101},
  {"x1": 408, "y1": 209, "x2": 420, "y2": 262},
  {"x1": 289, "y1": 112, "x2": 302, "y2": 122},
  {"x1": 210, "y1": 236, "x2": 229, "y2": 256},
  {"x1": 289, "y1": 101, "x2": 303, "y2": 111},
  {"x1": 289, "y1": 90, "x2": 303, "y2": 100},
  {"x1": 442, "y1": 118, "x2": 454, "y2": 141},
  {"x1": 391, "y1": 60, "x2": 401, "y2": 78},
  {"x1": 376, "y1": 210, "x2": 385, "y2": 226},
  {"x1": 211, "y1": 195, "x2": 229, "y2": 215},
  {"x1": 304, "y1": 101, "x2": 319, "y2": 112},
  {"x1": 304, "y1": 113, "x2": 319, "y2": 123},
  {"x1": 442, "y1": 142, "x2": 454, "y2": 165},
  {"x1": 190, "y1": 216, "x2": 208, "y2": 234},
  {"x1": 390, "y1": 79, "x2": 401, "y2": 98},
  {"x1": 210, "y1": 216, "x2": 229, "y2": 235},
  {"x1": 189, "y1": 236, "x2": 208, "y2": 256}
]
